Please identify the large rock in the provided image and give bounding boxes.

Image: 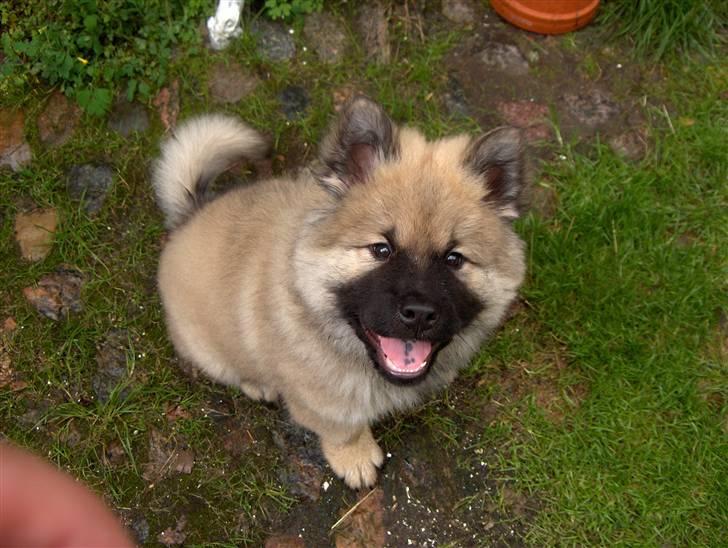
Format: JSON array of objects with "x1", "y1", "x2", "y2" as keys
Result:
[
  {"x1": 479, "y1": 42, "x2": 529, "y2": 76},
  {"x1": 23, "y1": 267, "x2": 83, "y2": 321},
  {"x1": 442, "y1": 0, "x2": 477, "y2": 25},
  {"x1": 92, "y1": 329, "x2": 130, "y2": 403},
  {"x1": 279, "y1": 86, "x2": 310, "y2": 120},
  {"x1": 358, "y1": 2, "x2": 391, "y2": 64},
  {"x1": 37, "y1": 91, "x2": 82, "y2": 148},
  {"x1": 562, "y1": 89, "x2": 619, "y2": 128},
  {"x1": 0, "y1": 109, "x2": 32, "y2": 171},
  {"x1": 253, "y1": 20, "x2": 296, "y2": 61},
  {"x1": 496, "y1": 100, "x2": 552, "y2": 142},
  {"x1": 209, "y1": 61, "x2": 260, "y2": 104},
  {"x1": 14, "y1": 208, "x2": 58, "y2": 261},
  {"x1": 153, "y1": 80, "x2": 180, "y2": 131},
  {"x1": 442, "y1": 76, "x2": 471, "y2": 118},
  {"x1": 303, "y1": 13, "x2": 348, "y2": 64},
  {"x1": 108, "y1": 99, "x2": 149, "y2": 137},
  {"x1": 66, "y1": 164, "x2": 115, "y2": 215}
]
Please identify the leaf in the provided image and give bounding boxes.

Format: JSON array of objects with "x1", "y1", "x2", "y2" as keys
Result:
[
  {"x1": 127, "y1": 79, "x2": 137, "y2": 101},
  {"x1": 138, "y1": 81, "x2": 150, "y2": 98},
  {"x1": 84, "y1": 14, "x2": 98, "y2": 32},
  {"x1": 76, "y1": 87, "x2": 112, "y2": 116}
]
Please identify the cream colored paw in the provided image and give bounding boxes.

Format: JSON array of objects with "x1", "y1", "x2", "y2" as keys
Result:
[
  {"x1": 239, "y1": 382, "x2": 278, "y2": 402},
  {"x1": 239, "y1": 382, "x2": 264, "y2": 400},
  {"x1": 321, "y1": 429, "x2": 384, "y2": 489}
]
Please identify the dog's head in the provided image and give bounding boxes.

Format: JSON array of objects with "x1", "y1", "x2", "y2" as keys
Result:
[{"x1": 295, "y1": 97, "x2": 527, "y2": 385}]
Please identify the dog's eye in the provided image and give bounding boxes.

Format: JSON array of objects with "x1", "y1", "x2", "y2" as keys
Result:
[
  {"x1": 445, "y1": 252, "x2": 465, "y2": 269},
  {"x1": 370, "y1": 243, "x2": 393, "y2": 261}
]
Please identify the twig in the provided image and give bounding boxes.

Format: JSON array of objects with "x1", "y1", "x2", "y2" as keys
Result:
[
  {"x1": 661, "y1": 104, "x2": 675, "y2": 134},
  {"x1": 330, "y1": 488, "x2": 377, "y2": 531}
]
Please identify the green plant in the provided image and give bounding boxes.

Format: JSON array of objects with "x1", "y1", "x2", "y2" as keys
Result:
[
  {"x1": 1, "y1": 0, "x2": 208, "y2": 115},
  {"x1": 262, "y1": 0, "x2": 323, "y2": 20},
  {"x1": 599, "y1": 0, "x2": 727, "y2": 62}
]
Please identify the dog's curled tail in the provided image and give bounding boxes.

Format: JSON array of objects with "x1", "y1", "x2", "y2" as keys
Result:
[{"x1": 152, "y1": 115, "x2": 268, "y2": 229}]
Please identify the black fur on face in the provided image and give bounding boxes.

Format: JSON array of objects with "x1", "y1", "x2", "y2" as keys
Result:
[{"x1": 335, "y1": 248, "x2": 484, "y2": 385}]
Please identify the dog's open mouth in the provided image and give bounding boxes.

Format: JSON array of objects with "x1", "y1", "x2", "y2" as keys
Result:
[{"x1": 364, "y1": 329, "x2": 434, "y2": 380}]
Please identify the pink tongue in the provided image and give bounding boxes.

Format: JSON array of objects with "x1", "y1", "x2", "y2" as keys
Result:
[{"x1": 378, "y1": 336, "x2": 432, "y2": 373}]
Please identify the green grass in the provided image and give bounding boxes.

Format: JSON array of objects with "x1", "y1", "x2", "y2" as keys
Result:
[
  {"x1": 486, "y1": 65, "x2": 728, "y2": 544},
  {"x1": 599, "y1": 0, "x2": 727, "y2": 61}
]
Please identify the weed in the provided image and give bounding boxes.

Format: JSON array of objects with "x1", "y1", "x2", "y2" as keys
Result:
[{"x1": 1, "y1": 0, "x2": 209, "y2": 114}]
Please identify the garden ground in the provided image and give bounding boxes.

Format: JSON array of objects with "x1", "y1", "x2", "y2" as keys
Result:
[{"x1": 1, "y1": 1, "x2": 726, "y2": 546}]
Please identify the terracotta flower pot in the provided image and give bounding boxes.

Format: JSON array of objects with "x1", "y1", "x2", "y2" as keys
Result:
[{"x1": 490, "y1": 0, "x2": 600, "y2": 35}]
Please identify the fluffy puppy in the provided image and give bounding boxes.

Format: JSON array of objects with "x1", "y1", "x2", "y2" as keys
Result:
[{"x1": 153, "y1": 97, "x2": 527, "y2": 488}]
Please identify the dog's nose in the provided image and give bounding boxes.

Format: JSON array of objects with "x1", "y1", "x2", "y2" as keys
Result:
[{"x1": 398, "y1": 300, "x2": 438, "y2": 330}]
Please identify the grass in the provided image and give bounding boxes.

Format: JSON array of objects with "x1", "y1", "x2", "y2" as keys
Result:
[
  {"x1": 483, "y1": 65, "x2": 728, "y2": 544},
  {"x1": 1, "y1": 1, "x2": 727, "y2": 545},
  {"x1": 599, "y1": 0, "x2": 727, "y2": 62}
]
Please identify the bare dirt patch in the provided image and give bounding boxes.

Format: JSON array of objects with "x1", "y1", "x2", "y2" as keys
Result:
[{"x1": 444, "y1": 13, "x2": 655, "y2": 159}]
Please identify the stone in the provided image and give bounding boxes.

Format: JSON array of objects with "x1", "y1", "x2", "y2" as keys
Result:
[
  {"x1": 358, "y1": 2, "x2": 391, "y2": 64},
  {"x1": 609, "y1": 129, "x2": 648, "y2": 161},
  {"x1": 2, "y1": 317, "x2": 17, "y2": 332},
  {"x1": 279, "y1": 86, "x2": 310, "y2": 120},
  {"x1": 209, "y1": 61, "x2": 260, "y2": 104},
  {"x1": 157, "y1": 516, "x2": 187, "y2": 546},
  {"x1": 497, "y1": 100, "x2": 548, "y2": 127},
  {"x1": 128, "y1": 515, "x2": 150, "y2": 545},
  {"x1": 108, "y1": 99, "x2": 149, "y2": 137},
  {"x1": 496, "y1": 100, "x2": 551, "y2": 142},
  {"x1": 14, "y1": 208, "x2": 58, "y2": 261},
  {"x1": 142, "y1": 429, "x2": 195, "y2": 482},
  {"x1": 58, "y1": 422, "x2": 82, "y2": 448},
  {"x1": 104, "y1": 440, "x2": 127, "y2": 466},
  {"x1": 92, "y1": 329, "x2": 129, "y2": 403},
  {"x1": 273, "y1": 422, "x2": 327, "y2": 502},
  {"x1": 334, "y1": 488, "x2": 386, "y2": 548},
  {"x1": 164, "y1": 403, "x2": 192, "y2": 422},
  {"x1": 524, "y1": 125, "x2": 552, "y2": 142},
  {"x1": 442, "y1": 0, "x2": 477, "y2": 25},
  {"x1": 253, "y1": 20, "x2": 296, "y2": 61},
  {"x1": 23, "y1": 267, "x2": 83, "y2": 321},
  {"x1": 304, "y1": 13, "x2": 348, "y2": 64},
  {"x1": 153, "y1": 80, "x2": 180, "y2": 131},
  {"x1": 0, "y1": 109, "x2": 32, "y2": 171},
  {"x1": 479, "y1": 43, "x2": 529, "y2": 76},
  {"x1": 37, "y1": 91, "x2": 82, "y2": 148},
  {"x1": 442, "y1": 76, "x2": 471, "y2": 118},
  {"x1": 562, "y1": 89, "x2": 619, "y2": 127},
  {"x1": 278, "y1": 452, "x2": 324, "y2": 502},
  {"x1": 172, "y1": 449, "x2": 195, "y2": 474},
  {"x1": 66, "y1": 164, "x2": 115, "y2": 215}
]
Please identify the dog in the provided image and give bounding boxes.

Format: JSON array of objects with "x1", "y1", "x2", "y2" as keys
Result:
[{"x1": 152, "y1": 96, "x2": 527, "y2": 488}]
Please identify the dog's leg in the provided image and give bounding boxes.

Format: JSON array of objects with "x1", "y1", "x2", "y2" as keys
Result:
[{"x1": 286, "y1": 400, "x2": 383, "y2": 489}]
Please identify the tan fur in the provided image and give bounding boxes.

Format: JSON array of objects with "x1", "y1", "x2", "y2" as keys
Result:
[{"x1": 155, "y1": 103, "x2": 527, "y2": 488}]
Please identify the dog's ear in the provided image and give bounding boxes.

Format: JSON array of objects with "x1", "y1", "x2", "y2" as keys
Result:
[
  {"x1": 315, "y1": 96, "x2": 397, "y2": 196},
  {"x1": 465, "y1": 127, "x2": 527, "y2": 220}
]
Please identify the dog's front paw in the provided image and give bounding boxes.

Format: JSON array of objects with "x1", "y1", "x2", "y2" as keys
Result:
[{"x1": 321, "y1": 428, "x2": 384, "y2": 489}]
